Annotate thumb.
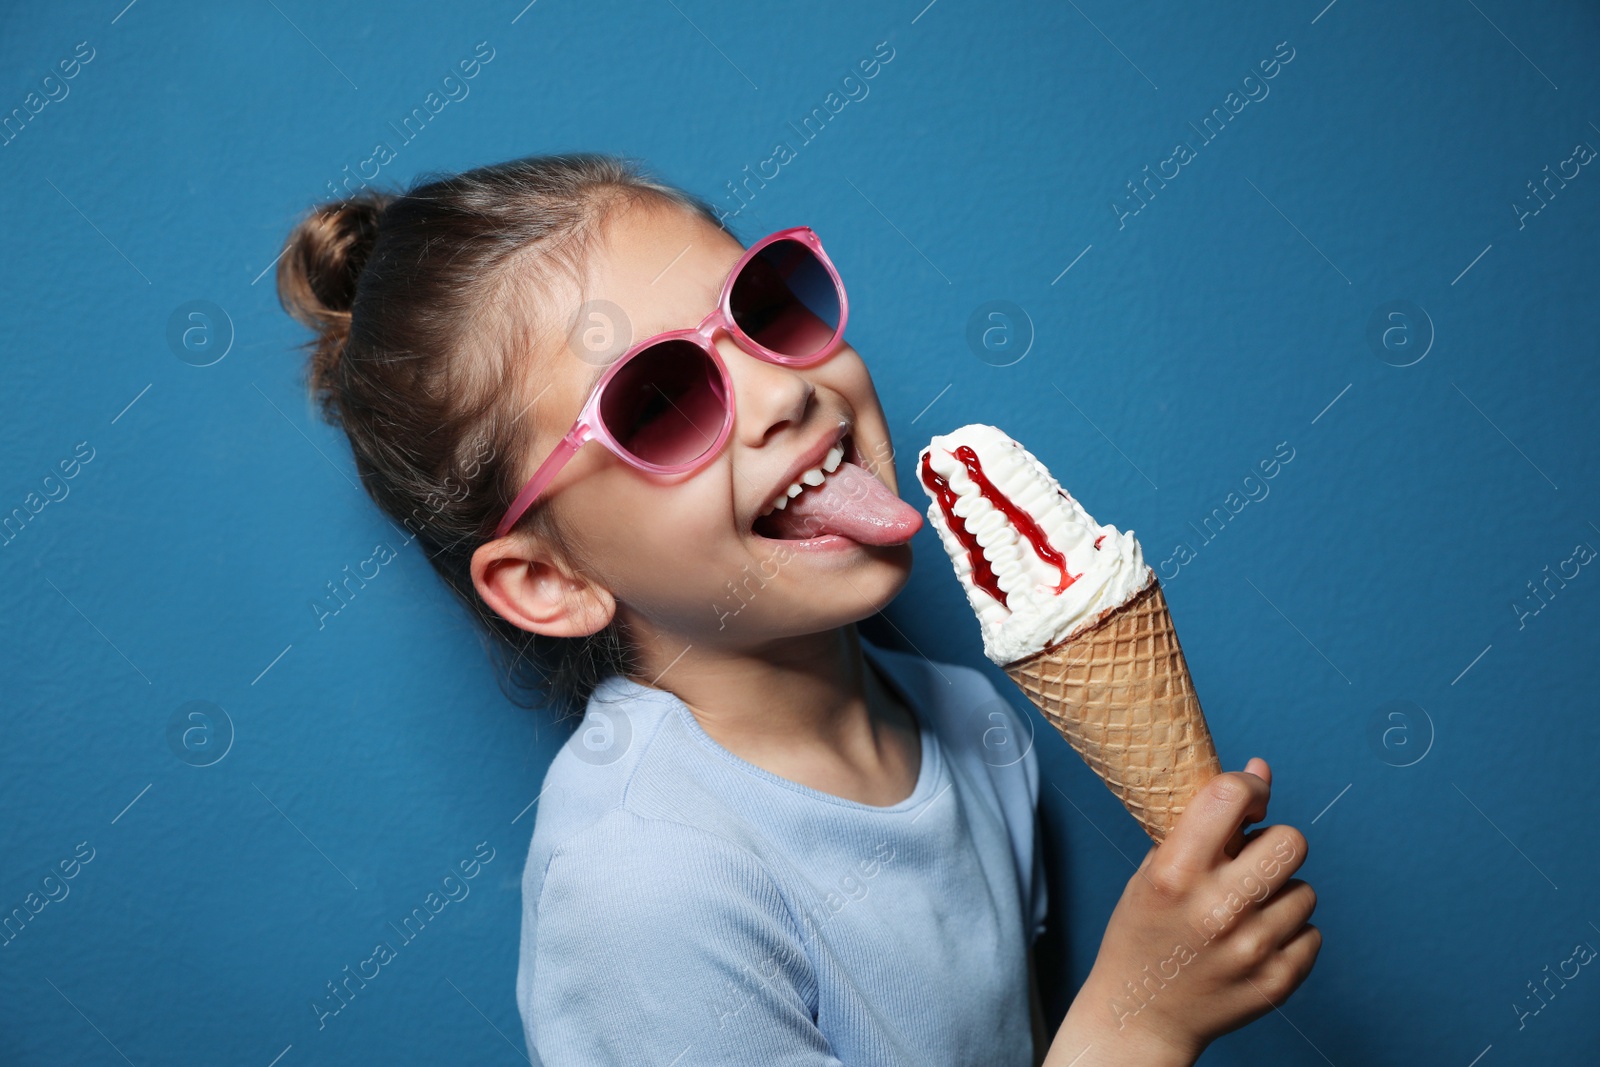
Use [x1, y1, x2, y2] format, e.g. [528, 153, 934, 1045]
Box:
[1243, 756, 1271, 787]
[1220, 758, 1271, 858]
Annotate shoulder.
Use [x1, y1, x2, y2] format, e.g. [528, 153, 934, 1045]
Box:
[523, 676, 678, 869]
[542, 807, 782, 911]
[517, 680, 700, 931]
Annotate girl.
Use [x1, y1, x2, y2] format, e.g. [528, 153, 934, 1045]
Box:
[276, 153, 1319, 1066]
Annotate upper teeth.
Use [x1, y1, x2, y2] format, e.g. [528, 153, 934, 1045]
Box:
[762, 444, 844, 515]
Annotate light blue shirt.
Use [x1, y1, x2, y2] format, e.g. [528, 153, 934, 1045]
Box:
[516, 636, 1048, 1066]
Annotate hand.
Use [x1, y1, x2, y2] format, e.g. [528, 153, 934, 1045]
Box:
[1046, 759, 1321, 1066]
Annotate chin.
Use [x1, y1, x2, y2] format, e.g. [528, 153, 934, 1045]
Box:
[724, 542, 915, 642]
[836, 540, 915, 616]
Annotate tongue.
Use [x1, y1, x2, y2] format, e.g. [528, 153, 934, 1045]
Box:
[761, 461, 925, 545]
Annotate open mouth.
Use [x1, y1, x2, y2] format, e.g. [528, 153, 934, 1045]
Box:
[748, 430, 925, 548]
[751, 430, 859, 540]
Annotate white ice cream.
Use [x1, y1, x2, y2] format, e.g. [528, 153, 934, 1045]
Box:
[917, 423, 1154, 666]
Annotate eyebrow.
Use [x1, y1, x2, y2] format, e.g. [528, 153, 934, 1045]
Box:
[574, 270, 726, 398]
[581, 310, 702, 396]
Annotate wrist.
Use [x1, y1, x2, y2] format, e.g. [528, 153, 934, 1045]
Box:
[1047, 971, 1202, 1067]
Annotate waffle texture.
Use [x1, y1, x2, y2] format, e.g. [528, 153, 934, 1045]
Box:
[1004, 575, 1220, 843]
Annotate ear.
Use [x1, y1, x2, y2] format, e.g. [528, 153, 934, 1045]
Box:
[470, 534, 615, 638]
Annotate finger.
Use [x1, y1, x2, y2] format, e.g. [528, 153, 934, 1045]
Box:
[1230, 824, 1309, 897]
[1161, 770, 1272, 872]
[1243, 757, 1271, 787]
[1280, 922, 1322, 964]
[1257, 923, 1321, 1006]
[1228, 825, 1267, 863]
[1239, 760, 1271, 831]
[1256, 879, 1317, 944]
[1275, 923, 1323, 981]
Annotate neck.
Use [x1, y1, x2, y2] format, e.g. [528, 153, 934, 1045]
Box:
[629, 622, 865, 734]
[616, 616, 914, 782]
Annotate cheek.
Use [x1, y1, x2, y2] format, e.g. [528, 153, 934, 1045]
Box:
[824, 349, 877, 400]
[566, 469, 741, 589]
[824, 355, 890, 442]
[823, 353, 898, 476]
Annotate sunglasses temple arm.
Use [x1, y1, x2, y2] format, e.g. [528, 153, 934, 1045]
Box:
[493, 429, 586, 539]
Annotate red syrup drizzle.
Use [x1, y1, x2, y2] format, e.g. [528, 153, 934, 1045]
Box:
[921, 452, 1006, 607]
[949, 445, 1079, 595]
[1094, 535, 1105, 550]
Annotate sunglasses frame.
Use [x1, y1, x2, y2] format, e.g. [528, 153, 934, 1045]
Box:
[493, 225, 849, 538]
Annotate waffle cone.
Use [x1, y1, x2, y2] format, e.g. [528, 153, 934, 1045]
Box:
[1004, 575, 1220, 843]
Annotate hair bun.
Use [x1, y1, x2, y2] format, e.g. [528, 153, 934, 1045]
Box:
[277, 191, 393, 323]
[277, 192, 394, 412]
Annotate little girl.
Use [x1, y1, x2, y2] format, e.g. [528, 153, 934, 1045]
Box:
[277, 153, 1319, 1066]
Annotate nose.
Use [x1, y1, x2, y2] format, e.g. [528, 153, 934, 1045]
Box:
[713, 328, 815, 448]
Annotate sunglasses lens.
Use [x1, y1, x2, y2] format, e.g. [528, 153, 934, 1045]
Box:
[729, 238, 841, 361]
[598, 339, 728, 467]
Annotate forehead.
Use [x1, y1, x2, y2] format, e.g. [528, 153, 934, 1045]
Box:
[583, 199, 745, 339]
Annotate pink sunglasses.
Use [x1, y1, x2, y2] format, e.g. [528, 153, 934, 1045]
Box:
[493, 226, 849, 538]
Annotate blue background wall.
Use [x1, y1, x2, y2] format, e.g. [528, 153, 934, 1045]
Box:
[3, 1, 1597, 1063]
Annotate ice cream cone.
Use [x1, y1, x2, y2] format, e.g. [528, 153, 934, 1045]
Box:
[1003, 573, 1221, 844]
[917, 423, 1227, 845]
